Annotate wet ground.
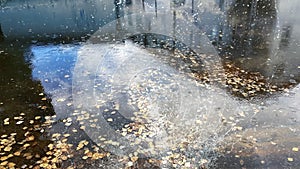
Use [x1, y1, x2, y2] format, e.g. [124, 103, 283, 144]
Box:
[0, 0, 300, 168]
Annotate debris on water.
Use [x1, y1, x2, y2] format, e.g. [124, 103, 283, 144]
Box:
[3, 118, 10, 125]
[57, 98, 66, 102]
[16, 120, 24, 125]
[34, 116, 41, 120]
[107, 118, 113, 122]
[127, 161, 134, 167]
[221, 61, 294, 98]
[292, 147, 299, 152]
[66, 103, 72, 106]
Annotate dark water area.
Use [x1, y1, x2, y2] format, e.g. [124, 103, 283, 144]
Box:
[0, 0, 300, 169]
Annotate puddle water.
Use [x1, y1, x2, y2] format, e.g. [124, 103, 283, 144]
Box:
[0, 0, 300, 168]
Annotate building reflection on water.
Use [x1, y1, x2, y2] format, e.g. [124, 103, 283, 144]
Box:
[209, 0, 299, 86]
[209, 0, 277, 54]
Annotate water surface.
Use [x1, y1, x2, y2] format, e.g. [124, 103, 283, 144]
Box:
[0, 0, 299, 168]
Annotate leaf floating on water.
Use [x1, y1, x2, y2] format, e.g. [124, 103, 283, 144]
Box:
[63, 134, 70, 137]
[1, 135, 7, 138]
[76, 140, 89, 150]
[82, 156, 88, 160]
[127, 161, 134, 167]
[234, 126, 243, 131]
[52, 133, 61, 138]
[16, 121, 24, 125]
[185, 162, 191, 167]
[61, 155, 68, 161]
[292, 147, 299, 152]
[14, 151, 21, 156]
[288, 157, 294, 162]
[62, 138, 68, 143]
[0, 156, 9, 161]
[131, 156, 138, 162]
[3, 118, 9, 125]
[57, 98, 66, 102]
[51, 157, 58, 163]
[23, 143, 30, 148]
[7, 162, 16, 168]
[40, 162, 50, 168]
[92, 153, 106, 160]
[46, 151, 53, 156]
[82, 140, 89, 145]
[14, 116, 23, 120]
[24, 153, 33, 160]
[0, 161, 8, 166]
[4, 146, 12, 152]
[35, 116, 41, 120]
[114, 103, 120, 110]
[26, 135, 35, 142]
[65, 122, 72, 127]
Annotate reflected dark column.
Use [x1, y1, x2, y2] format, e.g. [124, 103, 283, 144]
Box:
[114, 0, 123, 31]
[142, 0, 145, 11]
[155, 0, 157, 17]
[114, 0, 122, 19]
[219, 0, 225, 11]
[192, 0, 194, 13]
[172, 10, 177, 51]
[0, 24, 4, 42]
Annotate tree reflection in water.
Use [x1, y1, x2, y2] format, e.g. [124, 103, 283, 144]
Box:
[0, 23, 4, 42]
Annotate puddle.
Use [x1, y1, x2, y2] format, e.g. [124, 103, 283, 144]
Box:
[0, 0, 299, 168]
